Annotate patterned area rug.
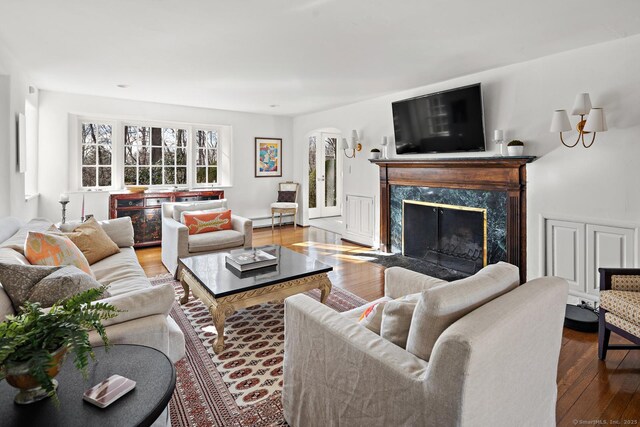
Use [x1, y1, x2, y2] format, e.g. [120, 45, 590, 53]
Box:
[151, 274, 366, 427]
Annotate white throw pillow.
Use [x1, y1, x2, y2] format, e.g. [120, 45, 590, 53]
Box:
[358, 300, 390, 335]
[380, 299, 417, 348]
[405, 262, 520, 361]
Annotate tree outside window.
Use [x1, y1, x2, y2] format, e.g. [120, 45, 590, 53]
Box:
[195, 129, 218, 184]
[81, 123, 112, 188]
[124, 125, 187, 186]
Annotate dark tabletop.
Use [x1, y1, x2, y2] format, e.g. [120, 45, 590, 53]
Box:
[179, 245, 333, 298]
[0, 345, 176, 427]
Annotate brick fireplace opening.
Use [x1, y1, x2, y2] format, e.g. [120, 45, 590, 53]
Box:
[403, 200, 487, 275]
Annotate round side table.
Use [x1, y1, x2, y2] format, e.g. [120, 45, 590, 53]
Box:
[0, 344, 176, 427]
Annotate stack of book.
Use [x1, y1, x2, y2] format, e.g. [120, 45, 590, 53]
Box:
[225, 248, 278, 272]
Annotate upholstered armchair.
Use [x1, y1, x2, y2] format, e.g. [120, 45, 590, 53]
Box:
[598, 268, 640, 360]
[283, 265, 568, 427]
[271, 181, 299, 229]
[161, 199, 252, 276]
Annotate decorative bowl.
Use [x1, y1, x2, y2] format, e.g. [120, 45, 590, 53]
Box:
[4, 346, 68, 404]
[126, 185, 148, 193]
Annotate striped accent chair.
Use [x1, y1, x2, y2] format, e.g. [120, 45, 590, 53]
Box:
[598, 268, 640, 360]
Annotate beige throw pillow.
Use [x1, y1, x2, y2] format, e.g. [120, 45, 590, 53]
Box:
[405, 262, 520, 361]
[380, 299, 417, 348]
[357, 298, 392, 335]
[65, 217, 120, 265]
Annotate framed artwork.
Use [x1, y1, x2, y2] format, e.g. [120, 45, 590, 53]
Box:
[255, 137, 282, 177]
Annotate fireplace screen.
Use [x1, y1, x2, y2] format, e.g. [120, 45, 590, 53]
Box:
[402, 200, 487, 275]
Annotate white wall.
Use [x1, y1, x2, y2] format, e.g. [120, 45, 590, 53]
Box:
[37, 91, 293, 223]
[0, 41, 39, 220]
[293, 35, 640, 280]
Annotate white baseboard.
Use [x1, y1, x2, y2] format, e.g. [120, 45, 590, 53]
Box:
[252, 215, 295, 229]
[342, 230, 375, 248]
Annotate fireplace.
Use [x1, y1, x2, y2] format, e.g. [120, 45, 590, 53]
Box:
[371, 157, 535, 283]
[403, 200, 487, 275]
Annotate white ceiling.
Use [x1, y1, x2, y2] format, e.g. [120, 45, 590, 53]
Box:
[1, 0, 639, 116]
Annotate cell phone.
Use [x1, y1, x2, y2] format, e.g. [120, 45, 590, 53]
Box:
[83, 374, 136, 408]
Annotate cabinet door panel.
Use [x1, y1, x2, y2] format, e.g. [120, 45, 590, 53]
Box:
[144, 208, 162, 243]
[586, 224, 635, 297]
[545, 219, 585, 294]
[118, 209, 145, 244]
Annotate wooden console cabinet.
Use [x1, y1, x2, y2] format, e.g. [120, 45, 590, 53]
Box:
[109, 190, 225, 247]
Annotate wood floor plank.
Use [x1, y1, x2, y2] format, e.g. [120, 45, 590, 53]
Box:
[135, 224, 640, 425]
[556, 344, 628, 424]
[599, 351, 640, 422]
[557, 329, 599, 399]
[621, 386, 640, 422]
[557, 339, 637, 426]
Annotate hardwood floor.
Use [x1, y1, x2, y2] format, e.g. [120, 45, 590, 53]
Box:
[136, 225, 640, 425]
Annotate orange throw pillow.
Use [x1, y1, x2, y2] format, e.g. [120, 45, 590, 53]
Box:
[24, 231, 94, 277]
[183, 210, 233, 235]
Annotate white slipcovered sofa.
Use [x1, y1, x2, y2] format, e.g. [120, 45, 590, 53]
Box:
[161, 199, 253, 276]
[283, 263, 568, 427]
[0, 216, 185, 364]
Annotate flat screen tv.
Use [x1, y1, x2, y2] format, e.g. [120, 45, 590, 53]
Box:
[393, 83, 485, 155]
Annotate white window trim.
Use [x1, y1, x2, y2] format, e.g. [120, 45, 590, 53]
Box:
[70, 115, 232, 191]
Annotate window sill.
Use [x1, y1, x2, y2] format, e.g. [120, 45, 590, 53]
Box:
[108, 185, 232, 194]
[190, 185, 232, 189]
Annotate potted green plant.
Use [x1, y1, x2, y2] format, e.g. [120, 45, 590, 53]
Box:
[0, 287, 118, 404]
[369, 148, 381, 160]
[507, 140, 524, 156]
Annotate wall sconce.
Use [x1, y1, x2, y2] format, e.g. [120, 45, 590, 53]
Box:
[550, 93, 607, 148]
[342, 130, 362, 158]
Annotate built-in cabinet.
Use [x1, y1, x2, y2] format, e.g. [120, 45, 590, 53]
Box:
[344, 194, 375, 246]
[543, 217, 637, 301]
[109, 190, 224, 247]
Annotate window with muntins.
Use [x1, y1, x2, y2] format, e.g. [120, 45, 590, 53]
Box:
[81, 122, 113, 188]
[77, 117, 229, 190]
[195, 129, 218, 185]
[124, 125, 188, 186]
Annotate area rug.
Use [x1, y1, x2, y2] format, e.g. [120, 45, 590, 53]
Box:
[151, 274, 366, 427]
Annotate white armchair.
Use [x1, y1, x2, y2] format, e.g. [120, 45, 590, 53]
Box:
[283, 265, 568, 427]
[161, 199, 253, 276]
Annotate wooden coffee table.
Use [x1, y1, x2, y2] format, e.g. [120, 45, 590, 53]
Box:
[178, 245, 333, 353]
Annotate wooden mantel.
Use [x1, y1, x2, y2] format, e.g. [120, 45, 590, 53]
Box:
[370, 156, 536, 282]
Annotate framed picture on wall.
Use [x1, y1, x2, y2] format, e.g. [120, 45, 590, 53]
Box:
[255, 137, 282, 177]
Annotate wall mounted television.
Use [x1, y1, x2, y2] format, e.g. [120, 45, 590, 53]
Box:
[392, 83, 486, 155]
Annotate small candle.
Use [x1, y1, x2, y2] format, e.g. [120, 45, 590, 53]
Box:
[59, 193, 69, 203]
[494, 130, 504, 141]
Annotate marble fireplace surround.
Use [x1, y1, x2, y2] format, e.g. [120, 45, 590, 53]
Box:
[370, 157, 536, 283]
